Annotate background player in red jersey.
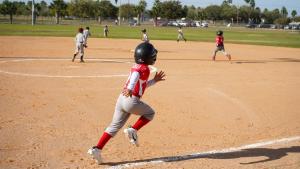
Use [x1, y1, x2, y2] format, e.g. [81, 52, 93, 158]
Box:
[87, 42, 166, 164]
[212, 30, 231, 61]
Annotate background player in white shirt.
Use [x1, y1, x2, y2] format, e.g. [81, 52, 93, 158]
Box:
[83, 26, 91, 48]
[177, 26, 187, 42]
[141, 29, 149, 42]
[87, 42, 166, 164]
[72, 28, 85, 62]
[104, 25, 109, 38]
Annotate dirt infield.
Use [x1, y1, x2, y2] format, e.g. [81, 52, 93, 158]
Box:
[0, 36, 299, 169]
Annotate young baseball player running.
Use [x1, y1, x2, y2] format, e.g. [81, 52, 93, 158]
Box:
[212, 30, 231, 61]
[72, 28, 85, 63]
[87, 42, 166, 164]
[83, 27, 91, 48]
[177, 26, 187, 42]
[141, 29, 149, 42]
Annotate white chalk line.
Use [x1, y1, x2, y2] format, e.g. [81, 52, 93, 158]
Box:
[106, 136, 300, 169]
[206, 87, 259, 123]
[0, 58, 157, 78]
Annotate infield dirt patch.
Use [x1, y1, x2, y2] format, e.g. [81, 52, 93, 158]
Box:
[0, 36, 299, 169]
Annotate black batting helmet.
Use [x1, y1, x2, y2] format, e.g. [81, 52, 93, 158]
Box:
[217, 30, 223, 36]
[134, 42, 158, 65]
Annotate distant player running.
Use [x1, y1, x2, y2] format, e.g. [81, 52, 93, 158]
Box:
[83, 27, 91, 48]
[141, 29, 149, 42]
[87, 42, 166, 164]
[212, 30, 231, 61]
[177, 26, 187, 42]
[72, 28, 85, 63]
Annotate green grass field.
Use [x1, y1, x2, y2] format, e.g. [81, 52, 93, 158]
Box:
[1, 24, 300, 48]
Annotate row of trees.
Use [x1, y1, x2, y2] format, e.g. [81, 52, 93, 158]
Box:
[0, 0, 299, 25]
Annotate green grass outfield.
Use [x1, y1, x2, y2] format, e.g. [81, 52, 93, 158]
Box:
[1, 24, 300, 48]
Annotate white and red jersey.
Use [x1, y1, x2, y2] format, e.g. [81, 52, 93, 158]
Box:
[124, 64, 151, 97]
[216, 35, 224, 46]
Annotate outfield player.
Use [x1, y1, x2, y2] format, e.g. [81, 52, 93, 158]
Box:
[177, 26, 187, 42]
[72, 28, 85, 62]
[104, 25, 109, 38]
[141, 29, 149, 42]
[83, 26, 91, 48]
[212, 30, 231, 61]
[87, 42, 166, 164]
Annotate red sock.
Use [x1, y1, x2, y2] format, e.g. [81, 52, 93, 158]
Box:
[132, 116, 150, 131]
[96, 132, 112, 150]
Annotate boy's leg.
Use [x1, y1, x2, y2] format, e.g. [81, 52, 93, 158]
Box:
[72, 53, 77, 62]
[227, 53, 231, 61]
[80, 45, 85, 62]
[88, 132, 112, 164]
[124, 97, 155, 130]
[95, 132, 112, 149]
[105, 95, 131, 137]
[212, 48, 218, 61]
[222, 49, 231, 61]
[182, 35, 187, 42]
[73, 46, 79, 62]
[132, 116, 150, 131]
[88, 95, 130, 163]
[122, 96, 155, 145]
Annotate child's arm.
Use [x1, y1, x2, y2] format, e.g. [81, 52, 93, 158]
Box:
[122, 71, 140, 97]
[147, 71, 165, 87]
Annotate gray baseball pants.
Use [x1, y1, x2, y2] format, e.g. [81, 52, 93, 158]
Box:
[105, 94, 155, 137]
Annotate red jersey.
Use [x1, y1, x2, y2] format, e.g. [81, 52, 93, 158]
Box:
[216, 35, 224, 46]
[124, 64, 150, 97]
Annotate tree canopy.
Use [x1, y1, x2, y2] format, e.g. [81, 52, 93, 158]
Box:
[0, 0, 298, 25]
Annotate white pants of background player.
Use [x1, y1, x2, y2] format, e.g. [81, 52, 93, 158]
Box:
[74, 43, 84, 58]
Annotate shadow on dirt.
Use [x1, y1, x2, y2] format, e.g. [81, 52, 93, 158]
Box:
[103, 146, 300, 166]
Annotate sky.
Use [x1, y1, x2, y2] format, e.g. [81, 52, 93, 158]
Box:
[2, 0, 300, 14]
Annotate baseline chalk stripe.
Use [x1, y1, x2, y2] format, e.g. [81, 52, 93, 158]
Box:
[107, 136, 300, 169]
[206, 87, 259, 123]
[0, 58, 157, 78]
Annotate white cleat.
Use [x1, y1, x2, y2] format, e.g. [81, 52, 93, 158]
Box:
[124, 127, 139, 146]
[87, 147, 102, 164]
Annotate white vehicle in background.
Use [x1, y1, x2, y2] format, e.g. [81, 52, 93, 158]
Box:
[193, 21, 208, 28]
[289, 22, 300, 30]
[177, 20, 188, 27]
[201, 22, 208, 27]
[167, 20, 178, 27]
[193, 21, 201, 27]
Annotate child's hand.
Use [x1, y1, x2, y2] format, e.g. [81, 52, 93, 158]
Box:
[153, 71, 166, 82]
[122, 89, 133, 97]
